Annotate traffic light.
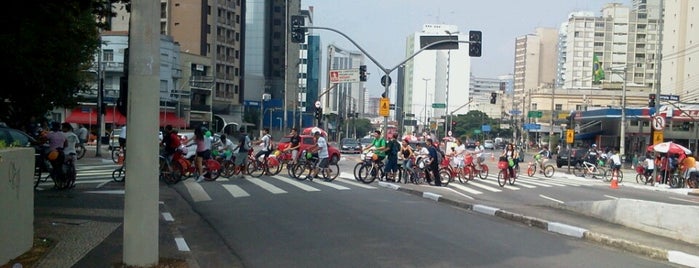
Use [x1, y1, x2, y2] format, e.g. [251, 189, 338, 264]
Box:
[469, 30, 482, 57]
[648, 93, 656, 107]
[359, 65, 367, 82]
[451, 121, 456, 126]
[566, 112, 576, 129]
[314, 107, 322, 120]
[489, 92, 497, 104]
[290, 15, 306, 43]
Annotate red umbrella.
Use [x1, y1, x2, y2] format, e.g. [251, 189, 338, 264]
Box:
[647, 141, 692, 155]
[302, 127, 327, 137]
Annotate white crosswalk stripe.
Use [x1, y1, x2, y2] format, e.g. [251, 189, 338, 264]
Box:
[222, 184, 250, 198]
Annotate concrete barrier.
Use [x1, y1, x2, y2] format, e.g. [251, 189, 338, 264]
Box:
[565, 198, 699, 245]
[0, 148, 34, 264]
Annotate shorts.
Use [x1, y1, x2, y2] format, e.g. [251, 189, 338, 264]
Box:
[385, 157, 398, 173]
[291, 150, 299, 162]
[234, 152, 247, 166]
[196, 150, 211, 160]
[316, 157, 329, 169]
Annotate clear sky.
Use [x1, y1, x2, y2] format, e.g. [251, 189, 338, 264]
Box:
[301, 0, 627, 96]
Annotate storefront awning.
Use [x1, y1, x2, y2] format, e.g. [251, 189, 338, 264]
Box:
[65, 108, 126, 125]
[160, 111, 188, 128]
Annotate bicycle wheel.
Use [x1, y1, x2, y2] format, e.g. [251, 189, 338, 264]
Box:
[112, 148, 121, 163]
[222, 161, 235, 178]
[76, 144, 86, 160]
[322, 163, 340, 181]
[527, 165, 536, 177]
[438, 168, 451, 186]
[617, 169, 624, 183]
[456, 167, 467, 184]
[204, 159, 221, 181]
[353, 162, 364, 181]
[65, 163, 76, 189]
[248, 160, 265, 178]
[267, 157, 283, 175]
[599, 168, 609, 181]
[358, 164, 377, 184]
[543, 165, 555, 178]
[478, 165, 489, 180]
[112, 166, 125, 182]
[291, 163, 309, 180]
[411, 167, 424, 184]
[669, 175, 681, 188]
[573, 164, 585, 177]
[497, 170, 507, 187]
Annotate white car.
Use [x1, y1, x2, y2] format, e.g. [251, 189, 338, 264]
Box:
[483, 140, 495, 150]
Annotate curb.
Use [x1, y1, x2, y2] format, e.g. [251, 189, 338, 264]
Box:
[381, 183, 699, 268]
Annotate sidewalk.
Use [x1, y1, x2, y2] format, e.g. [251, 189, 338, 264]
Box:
[4, 145, 242, 268]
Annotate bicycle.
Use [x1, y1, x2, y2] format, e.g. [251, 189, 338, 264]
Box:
[291, 150, 339, 181]
[35, 150, 76, 190]
[603, 164, 624, 183]
[497, 158, 517, 187]
[111, 146, 124, 164]
[158, 146, 188, 184]
[438, 155, 472, 185]
[357, 153, 387, 184]
[354, 149, 376, 181]
[573, 160, 607, 181]
[247, 153, 281, 178]
[526, 159, 555, 178]
[76, 142, 86, 160]
[634, 166, 654, 186]
[465, 154, 489, 180]
[112, 161, 126, 182]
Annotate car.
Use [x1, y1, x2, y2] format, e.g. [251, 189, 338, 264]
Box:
[276, 135, 342, 163]
[483, 140, 495, 150]
[556, 147, 587, 168]
[464, 140, 477, 149]
[340, 138, 362, 154]
[0, 125, 38, 148]
[359, 137, 374, 148]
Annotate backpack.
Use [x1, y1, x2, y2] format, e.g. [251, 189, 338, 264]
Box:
[240, 133, 251, 151]
[389, 140, 399, 155]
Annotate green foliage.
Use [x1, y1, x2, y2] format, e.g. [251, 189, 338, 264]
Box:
[0, 0, 130, 128]
[354, 118, 373, 138]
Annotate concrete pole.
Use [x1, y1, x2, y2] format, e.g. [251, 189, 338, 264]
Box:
[123, 1, 160, 266]
[620, 68, 627, 161]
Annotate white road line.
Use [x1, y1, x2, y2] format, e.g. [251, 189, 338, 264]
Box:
[222, 184, 250, 197]
[517, 177, 566, 187]
[335, 176, 378, 189]
[448, 183, 483, 195]
[603, 194, 619, 200]
[247, 178, 287, 194]
[506, 179, 537, 188]
[217, 177, 230, 182]
[539, 194, 565, 204]
[340, 171, 356, 180]
[314, 180, 351, 190]
[508, 178, 553, 187]
[669, 197, 699, 204]
[443, 187, 475, 200]
[83, 190, 125, 194]
[271, 175, 321, 191]
[184, 180, 212, 202]
[466, 180, 502, 192]
[161, 212, 174, 222]
[479, 179, 520, 190]
[174, 237, 191, 251]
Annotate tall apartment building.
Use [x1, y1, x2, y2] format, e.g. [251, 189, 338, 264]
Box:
[512, 27, 559, 117]
[403, 24, 471, 132]
[661, 0, 699, 103]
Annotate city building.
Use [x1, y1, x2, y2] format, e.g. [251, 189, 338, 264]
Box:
[403, 24, 471, 133]
[660, 0, 699, 103]
[323, 44, 366, 139]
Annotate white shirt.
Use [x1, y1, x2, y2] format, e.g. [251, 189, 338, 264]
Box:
[418, 147, 429, 157]
[62, 131, 79, 156]
[454, 144, 466, 160]
[261, 134, 271, 152]
[610, 153, 621, 165]
[317, 136, 329, 158]
[644, 158, 655, 170]
[218, 139, 235, 152]
[473, 145, 484, 157]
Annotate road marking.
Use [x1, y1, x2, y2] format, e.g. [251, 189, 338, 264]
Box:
[518, 177, 566, 187]
[83, 190, 125, 194]
[183, 180, 212, 202]
[222, 184, 250, 197]
[174, 237, 191, 251]
[466, 180, 502, 192]
[161, 212, 174, 222]
[446, 184, 480, 196]
[271, 176, 321, 191]
[505, 179, 536, 188]
[335, 176, 377, 189]
[313, 179, 351, 190]
[539, 194, 564, 204]
[668, 196, 699, 204]
[247, 178, 287, 194]
[508, 178, 552, 187]
[479, 179, 520, 190]
[603, 194, 619, 200]
[340, 171, 356, 180]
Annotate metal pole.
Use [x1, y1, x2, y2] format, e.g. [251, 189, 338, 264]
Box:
[96, 41, 103, 157]
[620, 68, 627, 162]
[445, 48, 451, 139]
[550, 85, 555, 147]
[283, 0, 288, 132]
[423, 78, 430, 133]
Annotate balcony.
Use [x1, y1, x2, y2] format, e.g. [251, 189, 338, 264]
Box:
[102, 62, 124, 72]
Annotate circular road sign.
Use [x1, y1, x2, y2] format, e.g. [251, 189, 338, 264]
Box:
[381, 75, 392, 87]
[315, 101, 321, 108]
[652, 115, 665, 131]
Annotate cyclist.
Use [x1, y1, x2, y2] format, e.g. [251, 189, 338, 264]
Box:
[283, 127, 301, 164]
[450, 139, 467, 169]
[472, 140, 486, 170]
[161, 125, 181, 162]
[235, 126, 251, 178]
[61, 123, 79, 174]
[642, 154, 655, 179]
[414, 142, 430, 169]
[535, 146, 551, 170]
[253, 128, 273, 162]
[399, 139, 415, 170]
[585, 144, 600, 166]
[118, 125, 127, 151]
[501, 143, 517, 178]
[680, 153, 697, 182]
[383, 134, 400, 181]
[306, 130, 331, 181]
[75, 123, 88, 146]
[609, 148, 622, 177]
[363, 130, 387, 162]
[191, 126, 212, 182]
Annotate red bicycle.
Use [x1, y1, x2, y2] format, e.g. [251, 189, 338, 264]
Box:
[465, 154, 489, 180]
[438, 155, 474, 184]
[497, 157, 517, 187]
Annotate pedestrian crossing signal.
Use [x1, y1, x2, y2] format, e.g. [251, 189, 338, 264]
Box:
[379, 98, 390, 117]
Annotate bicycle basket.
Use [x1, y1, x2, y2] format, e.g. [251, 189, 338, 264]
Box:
[497, 160, 509, 170]
[464, 155, 473, 165]
[364, 152, 375, 161]
[635, 165, 645, 174]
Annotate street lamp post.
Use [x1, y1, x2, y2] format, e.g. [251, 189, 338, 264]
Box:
[444, 30, 459, 139]
[610, 67, 628, 161]
[422, 78, 430, 133]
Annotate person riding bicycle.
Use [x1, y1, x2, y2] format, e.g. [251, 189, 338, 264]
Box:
[680, 154, 697, 182]
[234, 126, 251, 178]
[363, 130, 387, 164]
[449, 139, 467, 169]
[642, 154, 655, 178]
[399, 139, 415, 170]
[283, 127, 301, 164]
[501, 143, 517, 178]
[306, 130, 331, 181]
[253, 128, 273, 162]
[215, 134, 236, 161]
[585, 144, 600, 166]
[75, 123, 88, 146]
[472, 141, 486, 169]
[61, 123, 79, 175]
[609, 148, 622, 176]
[414, 142, 430, 169]
[535, 146, 551, 170]
[161, 125, 182, 162]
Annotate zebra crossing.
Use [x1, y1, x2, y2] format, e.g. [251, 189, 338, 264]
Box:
[55, 162, 606, 200]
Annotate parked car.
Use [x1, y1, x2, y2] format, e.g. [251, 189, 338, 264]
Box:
[483, 140, 495, 150]
[276, 135, 342, 163]
[340, 138, 362, 154]
[359, 137, 374, 148]
[0, 125, 38, 148]
[464, 140, 477, 149]
[556, 147, 587, 168]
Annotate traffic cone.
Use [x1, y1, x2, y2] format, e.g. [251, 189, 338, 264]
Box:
[490, 153, 495, 162]
[610, 170, 619, 189]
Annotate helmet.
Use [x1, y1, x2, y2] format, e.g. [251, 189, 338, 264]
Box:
[47, 150, 59, 161]
[592, 144, 597, 148]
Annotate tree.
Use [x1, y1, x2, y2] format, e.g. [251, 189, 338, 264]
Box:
[0, 0, 129, 129]
[354, 118, 373, 138]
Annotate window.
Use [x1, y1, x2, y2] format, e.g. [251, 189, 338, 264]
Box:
[103, 49, 114, 62]
[555, 104, 562, 111]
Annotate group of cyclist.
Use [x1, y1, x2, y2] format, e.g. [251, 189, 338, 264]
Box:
[34, 121, 81, 188]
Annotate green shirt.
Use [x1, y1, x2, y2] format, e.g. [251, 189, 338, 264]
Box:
[372, 138, 386, 157]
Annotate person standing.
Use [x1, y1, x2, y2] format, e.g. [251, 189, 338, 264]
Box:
[191, 126, 211, 182]
[383, 134, 399, 181]
[307, 130, 331, 181]
[425, 139, 442, 186]
[284, 127, 301, 164]
[235, 126, 251, 178]
[118, 125, 127, 150]
[75, 124, 88, 145]
[161, 125, 181, 162]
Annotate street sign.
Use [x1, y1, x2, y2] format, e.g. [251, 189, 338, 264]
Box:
[473, 129, 482, 134]
[381, 75, 392, 87]
[528, 111, 543, 118]
[659, 94, 680, 101]
[510, 110, 521, 115]
[653, 131, 664, 145]
[405, 113, 415, 117]
[329, 69, 360, 83]
[523, 123, 541, 130]
[379, 98, 390, 117]
[652, 115, 665, 130]
[566, 129, 574, 144]
[481, 125, 491, 132]
[432, 103, 446, 109]
[403, 119, 418, 126]
[389, 104, 396, 110]
[314, 101, 321, 108]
